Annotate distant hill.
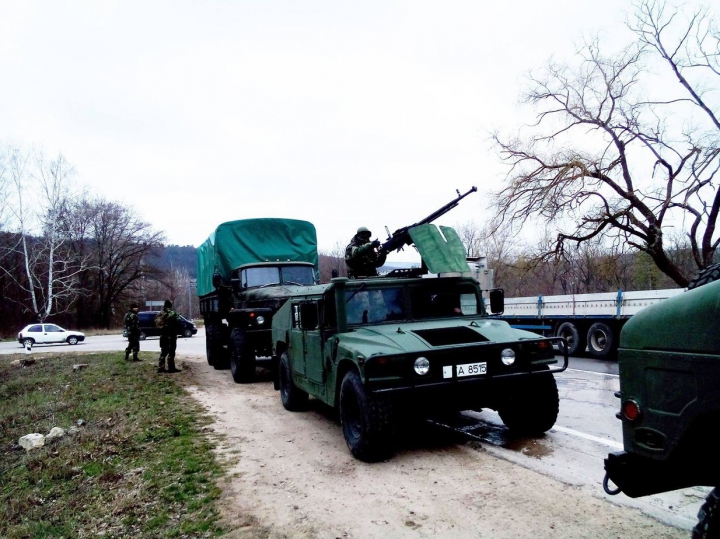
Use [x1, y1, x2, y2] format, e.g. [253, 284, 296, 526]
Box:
[157, 245, 197, 278]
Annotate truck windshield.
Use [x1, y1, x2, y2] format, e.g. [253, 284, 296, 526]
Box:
[345, 283, 481, 325]
[242, 265, 315, 288]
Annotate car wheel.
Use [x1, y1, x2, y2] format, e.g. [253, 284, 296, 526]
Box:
[586, 322, 615, 358]
[229, 327, 255, 381]
[22, 338, 34, 348]
[279, 352, 308, 410]
[556, 322, 585, 355]
[688, 263, 720, 290]
[339, 370, 395, 462]
[139, 332, 146, 341]
[498, 370, 559, 435]
[693, 488, 720, 539]
[67, 336, 79, 345]
[182, 328, 193, 338]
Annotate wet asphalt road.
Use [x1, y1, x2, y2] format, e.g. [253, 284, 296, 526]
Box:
[0, 331, 703, 530]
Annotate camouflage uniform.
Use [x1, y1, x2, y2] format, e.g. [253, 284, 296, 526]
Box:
[157, 300, 180, 373]
[124, 306, 141, 361]
[345, 228, 387, 279]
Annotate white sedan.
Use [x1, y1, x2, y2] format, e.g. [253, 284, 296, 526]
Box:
[17, 324, 86, 347]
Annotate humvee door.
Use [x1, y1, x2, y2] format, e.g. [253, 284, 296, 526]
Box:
[408, 224, 470, 274]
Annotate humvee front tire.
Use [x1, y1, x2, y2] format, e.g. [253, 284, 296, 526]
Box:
[230, 328, 255, 383]
[279, 353, 308, 411]
[339, 370, 395, 462]
[498, 372, 559, 435]
[694, 488, 720, 539]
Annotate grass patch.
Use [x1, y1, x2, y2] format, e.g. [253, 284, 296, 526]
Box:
[0, 353, 226, 538]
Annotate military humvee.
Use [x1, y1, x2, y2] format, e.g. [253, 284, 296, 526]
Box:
[271, 224, 568, 461]
[197, 219, 319, 383]
[604, 264, 720, 538]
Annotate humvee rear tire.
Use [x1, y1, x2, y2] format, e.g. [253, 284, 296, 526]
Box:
[556, 322, 585, 355]
[230, 328, 255, 383]
[498, 371, 559, 435]
[587, 322, 615, 358]
[279, 352, 308, 411]
[339, 370, 395, 462]
[693, 488, 720, 539]
[688, 263, 720, 290]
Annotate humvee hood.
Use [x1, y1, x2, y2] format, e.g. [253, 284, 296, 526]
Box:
[339, 318, 540, 356]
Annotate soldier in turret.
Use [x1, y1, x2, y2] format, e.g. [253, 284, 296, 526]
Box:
[345, 227, 387, 279]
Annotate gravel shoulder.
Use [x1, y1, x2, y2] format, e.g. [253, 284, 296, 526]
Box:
[179, 354, 687, 539]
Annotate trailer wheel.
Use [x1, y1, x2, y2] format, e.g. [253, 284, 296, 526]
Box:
[498, 371, 559, 435]
[339, 370, 395, 462]
[693, 488, 720, 539]
[230, 327, 255, 383]
[556, 322, 585, 355]
[688, 263, 720, 290]
[587, 322, 615, 358]
[279, 352, 308, 410]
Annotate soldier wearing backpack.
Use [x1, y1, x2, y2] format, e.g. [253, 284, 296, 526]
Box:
[156, 299, 180, 373]
[124, 303, 141, 361]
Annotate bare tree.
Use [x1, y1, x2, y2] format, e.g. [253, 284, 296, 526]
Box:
[0, 147, 89, 321]
[319, 241, 348, 282]
[85, 199, 165, 327]
[492, 0, 719, 287]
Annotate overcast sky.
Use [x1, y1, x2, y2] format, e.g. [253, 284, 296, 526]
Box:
[1, 0, 631, 262]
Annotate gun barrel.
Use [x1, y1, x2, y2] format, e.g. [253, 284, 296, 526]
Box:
[413, 186, 477, 227]
[379, 186, 477, 254]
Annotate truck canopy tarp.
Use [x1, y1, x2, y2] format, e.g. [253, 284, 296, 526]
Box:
[197, 218, 318, 297]
[620, 279, 720, 354]
[408, 224, 471, 274]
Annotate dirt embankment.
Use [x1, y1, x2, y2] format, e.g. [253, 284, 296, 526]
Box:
[180, 355, 687, 539]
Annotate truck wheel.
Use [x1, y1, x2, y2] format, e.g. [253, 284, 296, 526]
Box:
[229, 328, 255, 383]
[279, 352, 308, 411]
[498, 371, 559, 435]
[205, 322, 228, 367]
[556, 322, 585, 355]
[688, 263, 720, 290]
[586, 322, 615, 358]
[693, 488, 720, 539]
[339, 370, 395, 462]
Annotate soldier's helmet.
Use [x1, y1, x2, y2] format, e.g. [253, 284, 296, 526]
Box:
[357, 226, 372, 237]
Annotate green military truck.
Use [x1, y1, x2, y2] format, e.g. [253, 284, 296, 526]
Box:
[270, 224, 568, 461]
[197, 218, 319, 383]
[603, 265, 720, 538]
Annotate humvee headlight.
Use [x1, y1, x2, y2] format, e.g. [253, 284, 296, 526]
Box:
[622, 399, 641, 422]
[414, 357, 430, 375]
[501, 348, 516, 365]
[256, 316, 265, 325]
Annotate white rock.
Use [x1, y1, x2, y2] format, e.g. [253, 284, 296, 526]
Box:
[19, 433, 45, 450]
[46, 427, 66, 441]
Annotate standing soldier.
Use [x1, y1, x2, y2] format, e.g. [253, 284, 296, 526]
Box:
[124, 303, 141, 361]
[345, 227, 387, 279]
[157, 299, 180, 373]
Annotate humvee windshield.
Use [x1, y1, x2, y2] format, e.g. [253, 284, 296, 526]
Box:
[241, 265, 316, 288]
[345, 283, 480, 325]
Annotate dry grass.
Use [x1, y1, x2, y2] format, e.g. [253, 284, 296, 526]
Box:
[0, 352, 226, 538]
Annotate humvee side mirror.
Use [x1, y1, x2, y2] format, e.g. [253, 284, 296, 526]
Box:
[299, 302, 318, 330]
[489, 289, 504, 315]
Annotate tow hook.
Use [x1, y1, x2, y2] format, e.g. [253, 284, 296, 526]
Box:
[603, 472, 621, 495]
